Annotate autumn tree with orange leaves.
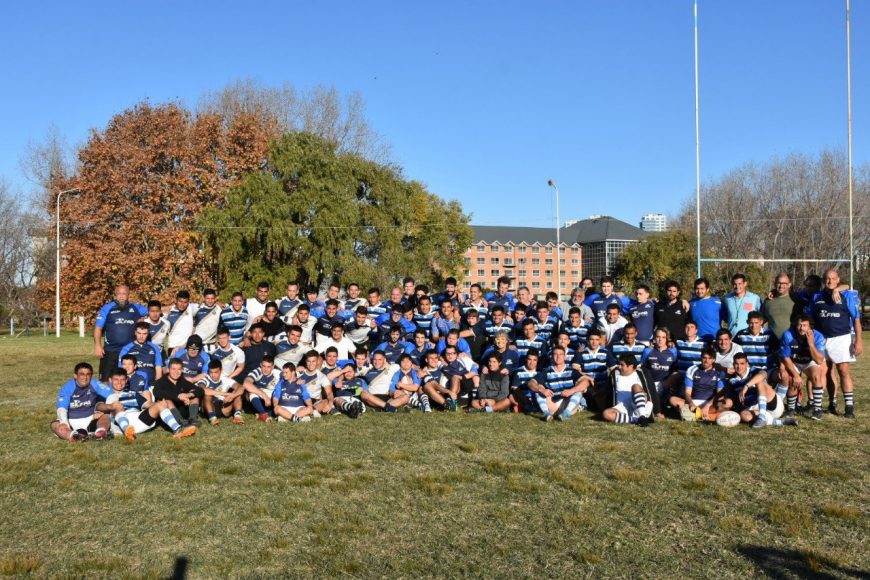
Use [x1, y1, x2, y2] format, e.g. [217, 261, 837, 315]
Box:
[39, 101, 277, 321]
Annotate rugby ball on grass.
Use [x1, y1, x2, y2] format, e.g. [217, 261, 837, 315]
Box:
[715, 410, 741, 428]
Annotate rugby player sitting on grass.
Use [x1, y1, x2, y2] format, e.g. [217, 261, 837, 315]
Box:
[601, 353, 658, 427]
[387, 353, 431, 412]
[108, 368, 194, 441]
[329, 364, 367, 418]
[297, 350, 337, 416]
[198, 360, 245, 425]
[152, 358, 204, 432]
[670, 347, 724, 422]
[468, 352, 512, 413]
[52, 362, 117, 442]
[721, 353, 797, 428]
[243, 354, 282, 422]
[272, 362, 315, 423]
[527, 345, 592, 422]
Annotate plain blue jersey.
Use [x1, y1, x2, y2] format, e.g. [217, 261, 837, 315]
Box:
[689, 296, 723, 342]
[95, 301, 148, 352]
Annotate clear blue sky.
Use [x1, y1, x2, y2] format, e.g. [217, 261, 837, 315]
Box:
[2, 0, 867, 228]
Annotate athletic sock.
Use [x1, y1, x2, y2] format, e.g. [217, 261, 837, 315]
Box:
[384, 404, 396, 412]
[207, 412, 217, 420]
[633, 391, 647, 418]
[160, 408, 181, 431]
[775, 384, 788, 398]
[233, 410, 242, 417]
[812, 387, 824, 411]
[115, 413, 130, 431]
[615, 412, 630, 424]
[484, 405, 493, 413]
[758, 395, 768, 418]
[844, 392, 854, 408]
[250, 397, 267, 414]
[787, 395, 798, 411]
[340, 399, 353, 412]
[830, 396, 838, 407]
[188, 404, 200, 421]
[170, 407, 186, 428]
[420, 393, 431, 412]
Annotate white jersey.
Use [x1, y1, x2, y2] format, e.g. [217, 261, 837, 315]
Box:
[245, 298, 269, 330]
[715, 344, 744, 372]
[596, 316, 627, 346]
[205, 343, 246, 377]
[365, 363, 399, 396]
[193, 304, 223, 344]
[315, 336, 356, 360]
[297, 318, 317, 349]
[148, 317, 171, 351]
[167, 304, 197, 350]
[197, 374, 238, 395]
[298, 370, 333, 401]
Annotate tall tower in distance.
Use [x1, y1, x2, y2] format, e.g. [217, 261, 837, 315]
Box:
[639, 213, 667, 232]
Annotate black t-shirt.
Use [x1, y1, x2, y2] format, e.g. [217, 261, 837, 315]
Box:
[654, 300, 689, 342]
[242, 340, 278, 376]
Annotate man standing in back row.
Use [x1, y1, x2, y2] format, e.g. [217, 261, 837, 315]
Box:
[810, 270, 862, 418]
[94, 285, 148, 382]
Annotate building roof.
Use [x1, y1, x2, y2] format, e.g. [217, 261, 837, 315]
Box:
[472, 216, 645, 245]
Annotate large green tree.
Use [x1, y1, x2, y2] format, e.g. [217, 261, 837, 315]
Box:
[198, 132, 472, 295]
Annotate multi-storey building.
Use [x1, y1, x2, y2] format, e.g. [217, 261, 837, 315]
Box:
[463, 216, 644, 297]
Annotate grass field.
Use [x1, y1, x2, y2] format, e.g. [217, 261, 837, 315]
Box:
[1, 334, 868, 578]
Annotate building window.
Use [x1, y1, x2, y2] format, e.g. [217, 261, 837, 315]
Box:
[491, 257, 500, 264]
[545, 258, 553, 265]
[545, 247, 553, 254]
[476, 245, 485, 252]
[532, 281, 540, 289]
[464, 270, 470, 276]
[505, 258, 513, 266]
[518, 246, 526, 253]
[560, 282, 566, 288]
[491, 269, 500, 276]
[477, 269, 485, 276]
[532, 258, 540, 265]
[519, 258, 527, 265]
[531, 247, 540, 254]
[532, 270, 540, 277]
[491, 246, 499, 253]
[477, 257, 485, 264]
[572, 270, 579, 277]
[464, 281, 471, 288]
[545, 270, 553, 277]
[546, 281, 553, 288]
[572, 247, 579, 254]
[559, 270, 566, 277]
[464, 257, 471, 265]
[518, 269, 527, 277]
[559, 259, 565, 265]
[572, 259, 579, 265]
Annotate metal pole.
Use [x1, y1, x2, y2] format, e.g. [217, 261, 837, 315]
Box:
[55, 188, 80, 338]
[846, 0, 854, 288]
[548, 180, 561, 298]
[694, 0, 702, 278]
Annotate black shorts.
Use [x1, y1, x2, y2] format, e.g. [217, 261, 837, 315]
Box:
[138, 409, 157, 427]
[99, 351, 121, 382]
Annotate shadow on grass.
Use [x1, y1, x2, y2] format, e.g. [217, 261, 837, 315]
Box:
[737, 545, 870, 579]
[167, 557, 188, 580]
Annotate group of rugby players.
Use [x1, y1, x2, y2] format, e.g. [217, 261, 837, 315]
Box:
[51, 268, 862, 442]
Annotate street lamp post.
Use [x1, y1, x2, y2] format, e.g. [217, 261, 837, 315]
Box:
[547, 180, 561, 299]
[55, 188, 80, 337]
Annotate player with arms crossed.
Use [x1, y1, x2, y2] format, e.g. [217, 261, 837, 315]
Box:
[198, 360, 246, 425]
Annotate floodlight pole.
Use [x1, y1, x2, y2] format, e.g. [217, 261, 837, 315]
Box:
[694, 0, 702, 278]
[548, 179, 561, 298]
[55, 188, 80, 338]
[846, 0, 854, 288]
